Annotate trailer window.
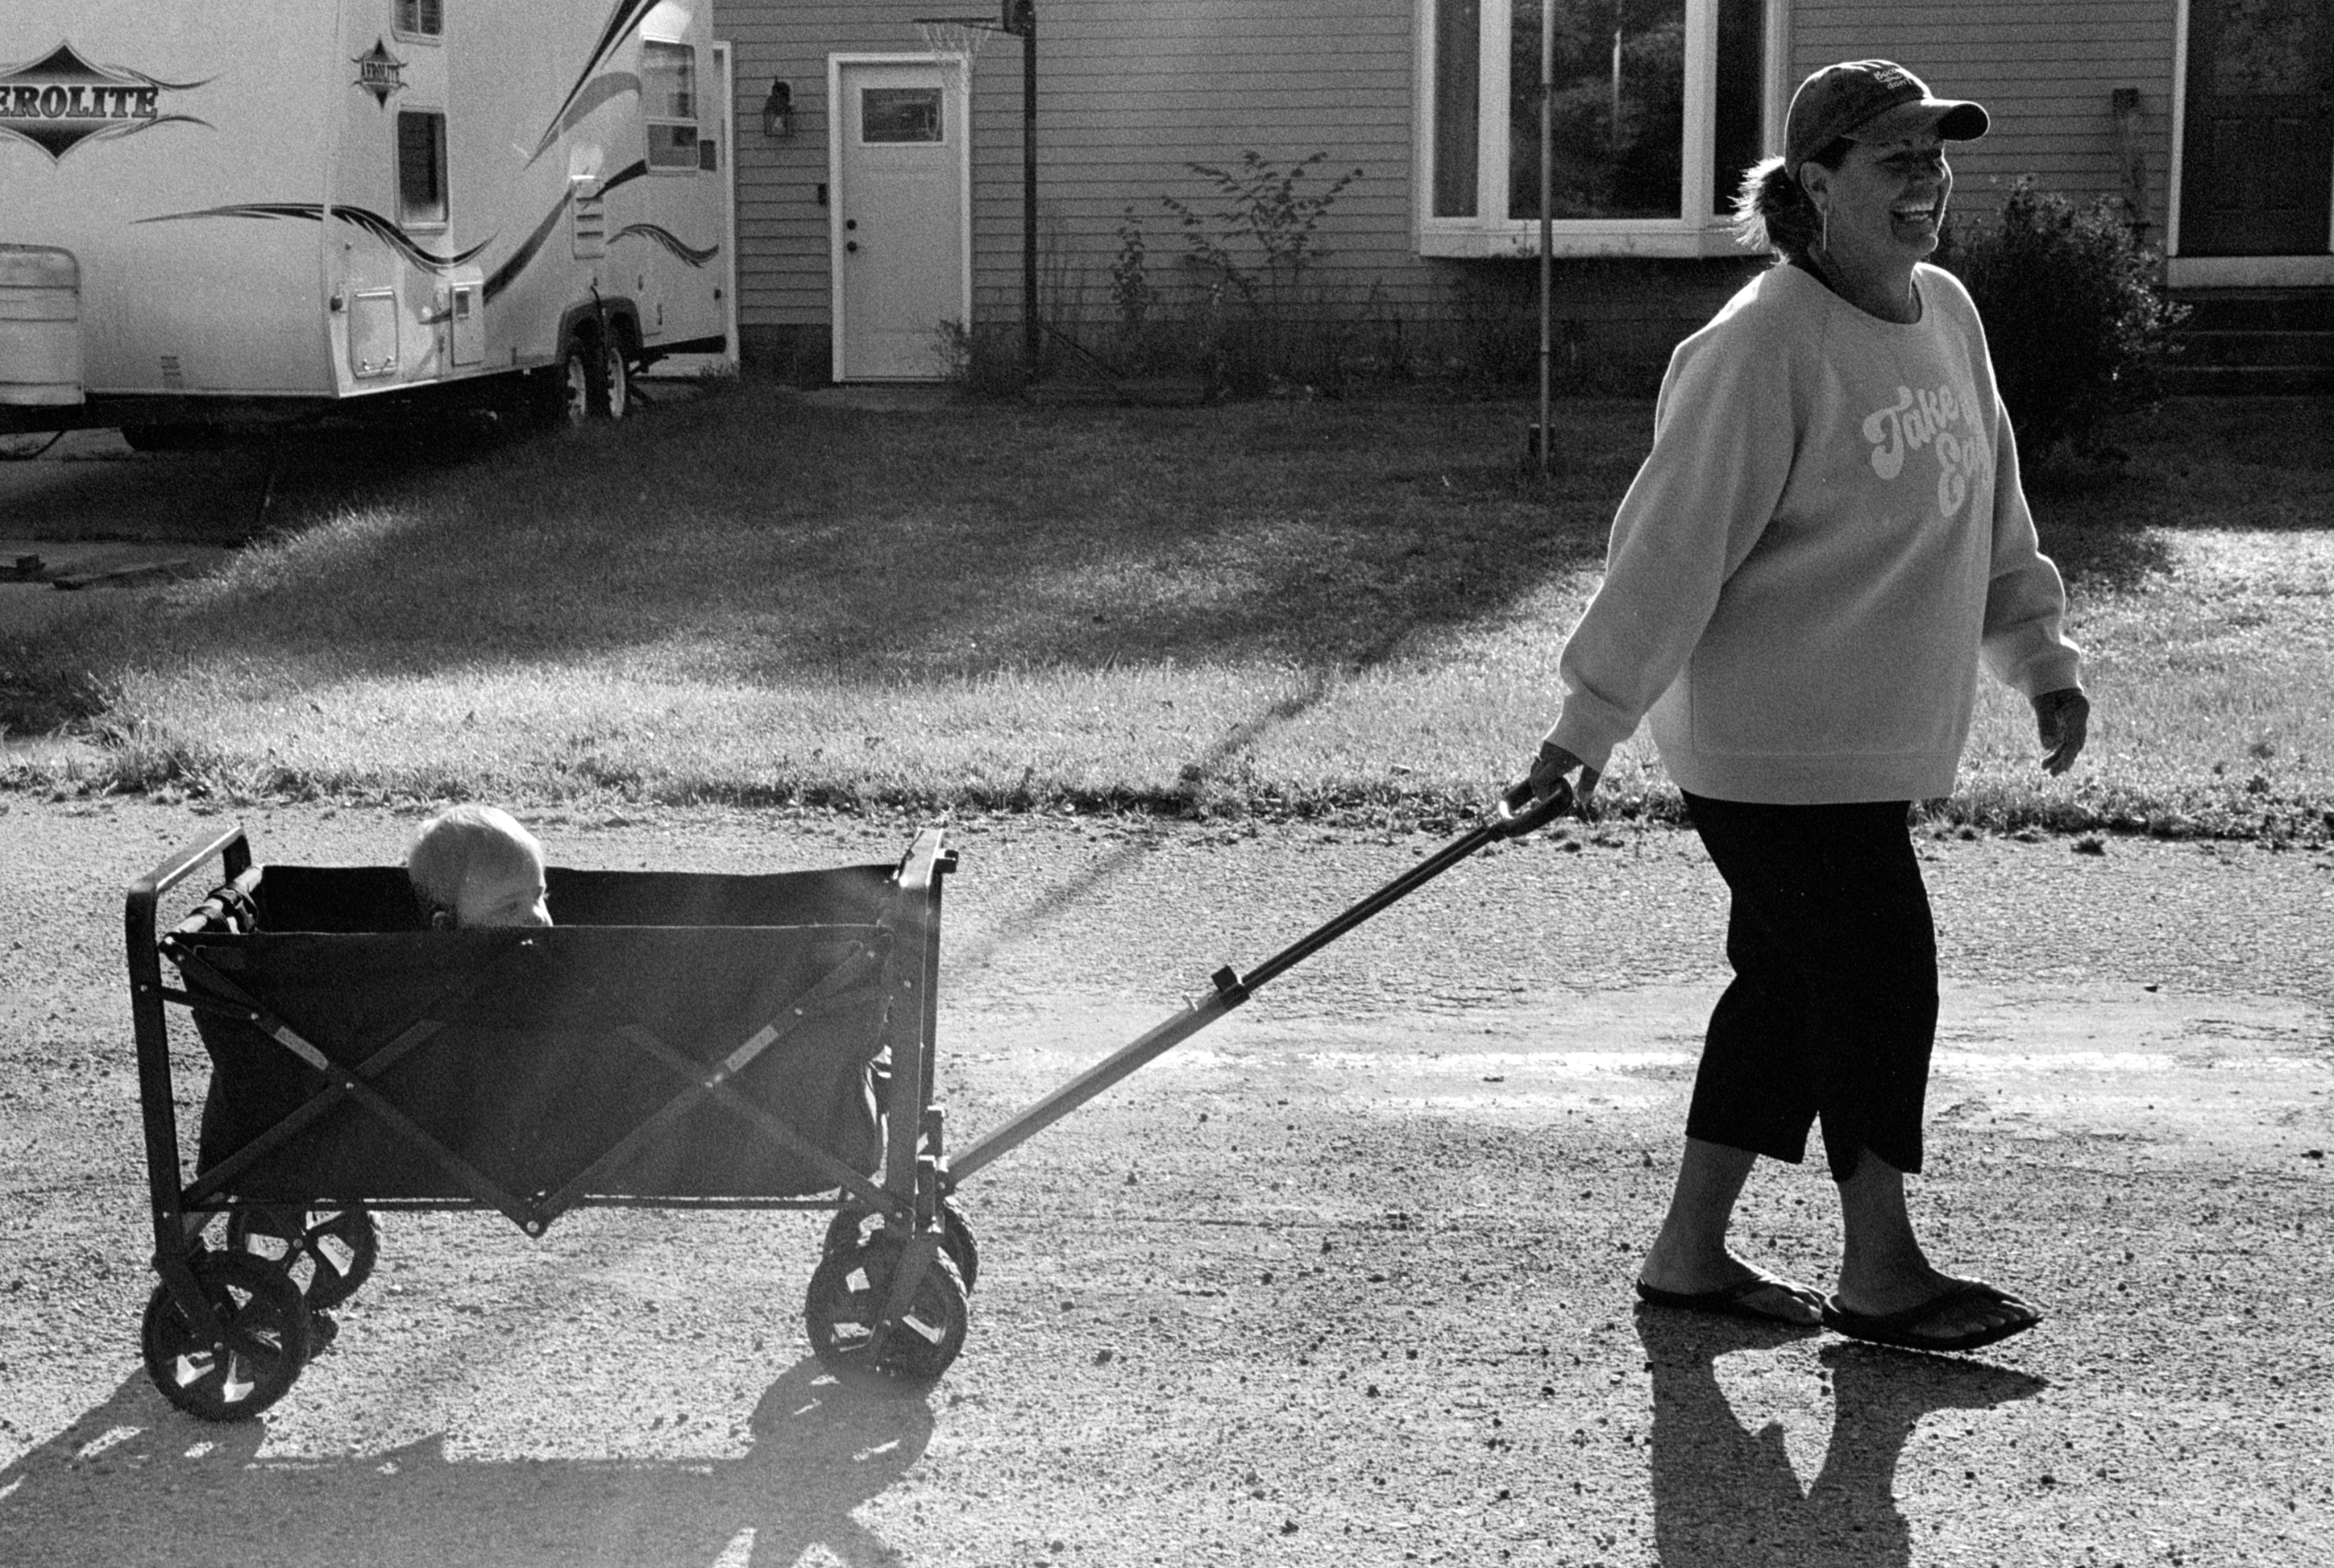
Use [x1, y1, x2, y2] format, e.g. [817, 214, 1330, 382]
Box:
[396, 0, 443, 39]
[642, 43, 699, 170]
[398, 110, 448, 227]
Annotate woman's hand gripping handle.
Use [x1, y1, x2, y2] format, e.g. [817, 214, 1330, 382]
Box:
[1498, 741, 1601, 837]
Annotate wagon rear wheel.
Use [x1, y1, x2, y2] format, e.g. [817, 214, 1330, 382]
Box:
[142, 1251, 311, 1421]
[227, 1205, 379, 1310]
[804, 1236, 967, 1382]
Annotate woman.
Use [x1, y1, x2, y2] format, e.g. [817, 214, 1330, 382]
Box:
[1509, 60, 2090, 1354]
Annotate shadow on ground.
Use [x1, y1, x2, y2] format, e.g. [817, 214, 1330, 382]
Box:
[1637, 1308, 2046, 1567]
[0, 417, 542, 545]
[0, 1355, 932, 1568]
[1, 385, 1638, 707]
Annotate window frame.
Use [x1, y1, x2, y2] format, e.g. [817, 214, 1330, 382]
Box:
[1414, 0, 1789, 258]
[640, 38, 702, 173]
[395, 106, 450, 230]
[393, 0, 444, 44]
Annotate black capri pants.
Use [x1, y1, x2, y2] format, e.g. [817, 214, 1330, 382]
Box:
[1679, 792, 1938, 1183]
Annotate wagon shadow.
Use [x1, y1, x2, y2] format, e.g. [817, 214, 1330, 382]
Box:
[1637, 1309, 2045, 1566]
[0, 1354, 933, 1568]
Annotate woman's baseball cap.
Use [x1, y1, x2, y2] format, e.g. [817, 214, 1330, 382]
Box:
[1784, 60, 1988, 172]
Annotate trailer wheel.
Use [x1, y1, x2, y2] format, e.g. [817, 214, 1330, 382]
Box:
[804, 1235, 968, 1381]
[596, 334, 631, 421]
[141, 1250, 311, 1421]
[226, 1204, 378, 1311]
[821, 1198, 980, 1293]
[550, 336, 596, 428]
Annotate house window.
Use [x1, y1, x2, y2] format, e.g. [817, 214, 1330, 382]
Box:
[1421, 0, 1779, 255]
[397, 110, 448, 227]
[642, 41, 700, 170]
[396, 0, 443, 39]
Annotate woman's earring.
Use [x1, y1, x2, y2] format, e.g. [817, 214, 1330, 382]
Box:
[1821, 203, 1831, 254]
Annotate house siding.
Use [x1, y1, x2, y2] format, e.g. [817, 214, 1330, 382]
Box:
[719, 0, 1768, 382]
[718, 1, 1437, 367]
[1791, 2, 2180, 238]
[715, 2, 2188, 383]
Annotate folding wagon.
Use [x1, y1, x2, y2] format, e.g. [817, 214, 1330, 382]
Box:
[126, 794, 1569, 1420]
[127, 824, 976, 1420]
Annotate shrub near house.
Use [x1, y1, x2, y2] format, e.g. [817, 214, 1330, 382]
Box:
[1939, 179, 2187, 460]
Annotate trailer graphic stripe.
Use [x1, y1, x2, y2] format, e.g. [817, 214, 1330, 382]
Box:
[135, 204, 489, 274]
[482, 193, 574, 304]
[611, 225, 719, 267]
[478, 162, 649, 303]
[530, 73, 639, 163]
[529, 0, 662, 163]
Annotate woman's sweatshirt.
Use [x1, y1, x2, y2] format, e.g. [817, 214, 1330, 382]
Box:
[1545, 261, 2082, 805]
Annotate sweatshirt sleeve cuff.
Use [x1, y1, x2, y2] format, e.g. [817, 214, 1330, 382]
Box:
[1543, 698, 1638, 774]
[2002, 646, 2083, 700]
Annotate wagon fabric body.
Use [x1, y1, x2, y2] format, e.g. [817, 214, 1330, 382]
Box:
[127, 824, 970, 1421]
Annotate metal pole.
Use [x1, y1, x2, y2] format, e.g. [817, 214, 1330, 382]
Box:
[1537, 0, 1554, 472]
[1021, 6, 1039, 388]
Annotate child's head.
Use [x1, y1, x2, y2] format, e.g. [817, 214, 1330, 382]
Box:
[405, 805, 551, 929]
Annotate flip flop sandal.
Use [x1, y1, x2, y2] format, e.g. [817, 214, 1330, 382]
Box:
[1821, 1280, 2041, 1354]
[1634, 1274, 1825, 1326]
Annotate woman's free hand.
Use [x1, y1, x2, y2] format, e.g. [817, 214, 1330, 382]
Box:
[1503, 741, 1601, 820]
[2032, 687, 2090, 775]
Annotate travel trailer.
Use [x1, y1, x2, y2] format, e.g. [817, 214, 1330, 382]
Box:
[0, 0, 736, 441]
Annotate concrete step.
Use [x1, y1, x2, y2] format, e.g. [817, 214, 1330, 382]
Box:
[2160, 360, 2334, 396]
[2170, 286, 2334, 334]
[2172, 329, 2334, 367]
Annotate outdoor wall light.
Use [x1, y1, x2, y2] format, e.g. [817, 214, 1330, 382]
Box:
[761, 79, 793, 139]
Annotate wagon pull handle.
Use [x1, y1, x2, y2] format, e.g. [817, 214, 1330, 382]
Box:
[947, 783, 1573, 1184]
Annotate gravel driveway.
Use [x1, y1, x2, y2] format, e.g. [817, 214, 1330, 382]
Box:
[1, 798, 2328, 1566]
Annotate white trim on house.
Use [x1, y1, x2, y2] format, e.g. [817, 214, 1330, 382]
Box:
[1412, 0, 1788, 260]
[2166, 0, 2189, 257]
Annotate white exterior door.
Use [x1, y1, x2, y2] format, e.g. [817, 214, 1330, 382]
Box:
[830, 57, 968, 381]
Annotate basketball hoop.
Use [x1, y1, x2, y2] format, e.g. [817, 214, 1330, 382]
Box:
[915, 16, 998, 88]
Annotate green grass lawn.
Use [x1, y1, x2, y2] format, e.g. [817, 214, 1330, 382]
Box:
[5, 384, 2329, 840]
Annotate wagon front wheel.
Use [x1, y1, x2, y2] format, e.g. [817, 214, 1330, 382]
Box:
[821, 1198, 980, 1293]
[142, 1250, 311, 1421]
[227, 1204, 379, 1310]
[804, 1237, 967, 1382]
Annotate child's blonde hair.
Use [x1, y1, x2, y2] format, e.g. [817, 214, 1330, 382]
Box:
[406, 804, 543, 923]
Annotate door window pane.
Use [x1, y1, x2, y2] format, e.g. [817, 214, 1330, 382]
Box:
[397, 110, 447, 226]
[862, 87, 943, 143]
[642, 42, 700, 168]
[2208, 0, 2314, 94]
[1432, 0, 1482, 216]
[1508, 0, 1685, 220]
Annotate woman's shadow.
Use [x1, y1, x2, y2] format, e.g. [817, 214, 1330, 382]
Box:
[0, 1355, 934, 1568]
[1637, 1308, 2045, 1567]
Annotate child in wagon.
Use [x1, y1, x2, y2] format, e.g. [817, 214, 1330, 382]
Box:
[405, 804, 553, 929]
